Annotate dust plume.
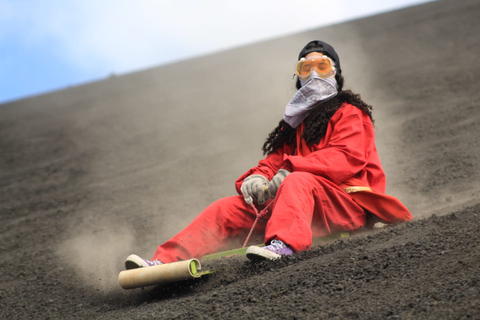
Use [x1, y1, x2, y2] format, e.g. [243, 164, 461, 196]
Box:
[56, 223, 135, 293]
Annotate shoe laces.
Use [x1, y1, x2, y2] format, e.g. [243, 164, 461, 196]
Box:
[147, 259, 163, 266]
[268, 239, 286, 249]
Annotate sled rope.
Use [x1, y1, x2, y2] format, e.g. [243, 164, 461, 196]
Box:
[242, 201, 273, 248]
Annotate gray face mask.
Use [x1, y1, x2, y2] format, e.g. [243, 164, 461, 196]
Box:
[283, 71, 338, 128]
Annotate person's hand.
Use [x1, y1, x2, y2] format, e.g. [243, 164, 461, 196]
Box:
[268, 169, 290, 199]
[241, 175, 269, 205]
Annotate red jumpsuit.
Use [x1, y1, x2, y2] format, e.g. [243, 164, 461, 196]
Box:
[152, 104, 412, 263]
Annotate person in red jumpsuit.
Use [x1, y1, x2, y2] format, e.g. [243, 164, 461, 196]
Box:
[125, 40, 412, 269]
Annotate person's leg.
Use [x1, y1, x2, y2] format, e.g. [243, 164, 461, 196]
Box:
[152, 195, 270, 263]
[265, 172, 366, 252]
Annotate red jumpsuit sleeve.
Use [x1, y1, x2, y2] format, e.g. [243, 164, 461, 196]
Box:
[234, 146, 285, 195]
[284, 105, 376, 185]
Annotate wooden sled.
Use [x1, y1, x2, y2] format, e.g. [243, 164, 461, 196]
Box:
[118, 232, 349, 289]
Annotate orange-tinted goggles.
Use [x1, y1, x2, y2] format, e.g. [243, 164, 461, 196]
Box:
[295, 56, 336, 79]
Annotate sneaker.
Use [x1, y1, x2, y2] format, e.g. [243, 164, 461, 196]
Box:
[246, 239, 294, 261]
[125, 254, 163, 270]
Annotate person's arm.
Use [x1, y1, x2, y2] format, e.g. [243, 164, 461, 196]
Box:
[284, 105, 376, 185]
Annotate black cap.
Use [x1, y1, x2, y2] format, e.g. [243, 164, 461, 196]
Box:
[298, 40, 341, 74]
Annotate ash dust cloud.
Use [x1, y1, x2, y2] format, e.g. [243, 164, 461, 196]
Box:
[332, 30, 436, 218]
[56, 219, 135, 293]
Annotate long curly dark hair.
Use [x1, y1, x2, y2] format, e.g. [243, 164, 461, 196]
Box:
[262, 73, 374, 155]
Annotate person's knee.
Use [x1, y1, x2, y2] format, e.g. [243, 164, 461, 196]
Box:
[277, 172, 315, 195]
[279, 172, 332, 194]
[282, 171, 316, 185]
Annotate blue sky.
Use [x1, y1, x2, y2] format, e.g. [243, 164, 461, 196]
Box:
[0, 0, 433, 104]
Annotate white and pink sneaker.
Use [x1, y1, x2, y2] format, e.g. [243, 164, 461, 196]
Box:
[246, 239, 294, 261]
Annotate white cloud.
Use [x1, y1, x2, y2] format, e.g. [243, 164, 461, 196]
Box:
[2, 0, 435, 77]
[45, 0, 348, 73]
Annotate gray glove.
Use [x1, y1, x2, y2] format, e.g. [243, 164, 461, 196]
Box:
[268, 169, 290, 199]
[241, 175, 269, 205]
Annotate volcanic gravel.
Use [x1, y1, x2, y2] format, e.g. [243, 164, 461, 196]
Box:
[1, 0, 479, 319]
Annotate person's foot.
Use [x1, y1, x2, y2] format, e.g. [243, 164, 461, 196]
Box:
[125, 254, 163, 270]
[246, 239, 294, 261]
